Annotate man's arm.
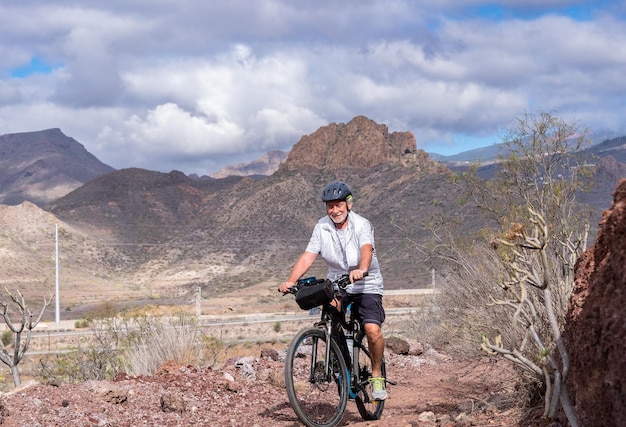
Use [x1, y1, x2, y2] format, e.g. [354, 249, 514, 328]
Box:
[279, 251, 318, 292]
[350, 243, 373, 282]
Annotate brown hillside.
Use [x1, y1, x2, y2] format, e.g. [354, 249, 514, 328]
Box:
[46, 168, 245, 246]
[37, 117, 459, 305]
[0, 201, 144, 305]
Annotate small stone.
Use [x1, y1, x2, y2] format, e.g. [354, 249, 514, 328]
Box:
[160, 392, 186, 413]
[260, 348, 279, 360]
[418, 411, 436, 422]
[386, 336, 411, 355]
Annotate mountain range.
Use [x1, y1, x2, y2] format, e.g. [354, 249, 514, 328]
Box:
[0, 117, 624, 316]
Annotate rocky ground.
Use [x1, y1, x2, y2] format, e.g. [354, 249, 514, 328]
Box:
[0, 285, 556, 426]
[0, 341, 549, 427]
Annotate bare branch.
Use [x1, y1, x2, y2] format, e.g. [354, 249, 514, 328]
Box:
[0, 287, 53, 387]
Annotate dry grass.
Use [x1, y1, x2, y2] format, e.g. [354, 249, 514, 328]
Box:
[124, 316, 206, 376]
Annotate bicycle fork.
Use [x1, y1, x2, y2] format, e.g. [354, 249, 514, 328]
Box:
[308, 324, 335, 383]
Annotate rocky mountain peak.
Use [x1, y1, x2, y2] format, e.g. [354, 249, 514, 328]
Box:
[279, 116, 444, 173]
[210, 150, 288, 178]
[0, 128, 115, 206]
[1, 128, 79, 153]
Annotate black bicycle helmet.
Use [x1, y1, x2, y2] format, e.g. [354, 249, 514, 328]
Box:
[321, 181, 352, 202]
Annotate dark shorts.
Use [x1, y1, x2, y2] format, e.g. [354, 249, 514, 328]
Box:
[343, 293, 385, 327]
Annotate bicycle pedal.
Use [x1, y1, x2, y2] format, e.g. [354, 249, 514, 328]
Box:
[386, 379, 397, 386]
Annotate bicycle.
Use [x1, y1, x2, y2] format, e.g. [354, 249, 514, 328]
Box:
[282, 274, 394, 427]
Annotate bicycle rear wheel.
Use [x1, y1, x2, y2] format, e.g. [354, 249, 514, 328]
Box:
[355, 345, 386, 420]
[285, 327, 349, 427]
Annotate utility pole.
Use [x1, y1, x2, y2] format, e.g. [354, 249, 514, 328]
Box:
[55, 223, 60, 326]
[196, 286, 202, 318]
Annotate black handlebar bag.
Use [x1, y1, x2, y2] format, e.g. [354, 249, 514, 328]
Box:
[295, 280, 333, 310]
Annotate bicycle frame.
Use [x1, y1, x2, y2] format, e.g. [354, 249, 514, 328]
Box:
[313, 301, 364, 396]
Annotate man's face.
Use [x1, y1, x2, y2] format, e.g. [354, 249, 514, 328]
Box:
[326, 200, 348, 225]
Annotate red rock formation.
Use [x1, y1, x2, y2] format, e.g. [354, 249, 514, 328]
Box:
[566, 178, 626, 426]
[279, 115, 446, 174]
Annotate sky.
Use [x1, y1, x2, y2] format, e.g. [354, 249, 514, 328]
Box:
[1, 1, 625, 176]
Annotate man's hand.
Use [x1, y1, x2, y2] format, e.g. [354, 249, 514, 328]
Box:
[279, 281, 295, 293]
[349, 269, 366, 283]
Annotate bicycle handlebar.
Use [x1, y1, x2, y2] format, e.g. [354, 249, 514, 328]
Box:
[283, 272, 369, 295]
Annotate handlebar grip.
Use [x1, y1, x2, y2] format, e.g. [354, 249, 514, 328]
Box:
[344, 271, 369, 278]
[278, 285, 299, 295]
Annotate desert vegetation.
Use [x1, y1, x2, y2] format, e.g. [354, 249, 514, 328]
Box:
[36, 309, 230, 384]
[415, 112, 592, 426]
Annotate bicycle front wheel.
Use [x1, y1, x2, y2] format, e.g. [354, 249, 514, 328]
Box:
[285, 327, 349, 427]
[355, 345, 386, 420]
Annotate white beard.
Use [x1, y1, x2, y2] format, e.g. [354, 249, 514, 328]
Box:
[330, 212, 348, 224]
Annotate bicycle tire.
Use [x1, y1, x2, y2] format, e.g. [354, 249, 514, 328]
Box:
[285, 327, 349, 427]
[354, 345, 386, 420]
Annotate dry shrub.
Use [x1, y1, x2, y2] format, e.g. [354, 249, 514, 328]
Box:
[124, 315, 207, 376]
[410, 245, 507, 357]
[37, 313, 227, 383]
[37, 345, 125, 383]
[407, 243, 541, 412]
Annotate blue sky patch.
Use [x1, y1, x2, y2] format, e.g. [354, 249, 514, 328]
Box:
[10, 57, 57, 78]
[473, 2, 600, 22]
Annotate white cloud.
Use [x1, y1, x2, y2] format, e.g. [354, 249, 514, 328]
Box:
[0, 1, 625, 172]
[126, 103, 245, 155]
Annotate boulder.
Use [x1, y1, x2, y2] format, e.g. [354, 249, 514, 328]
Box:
[565, 179, 626, 426]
